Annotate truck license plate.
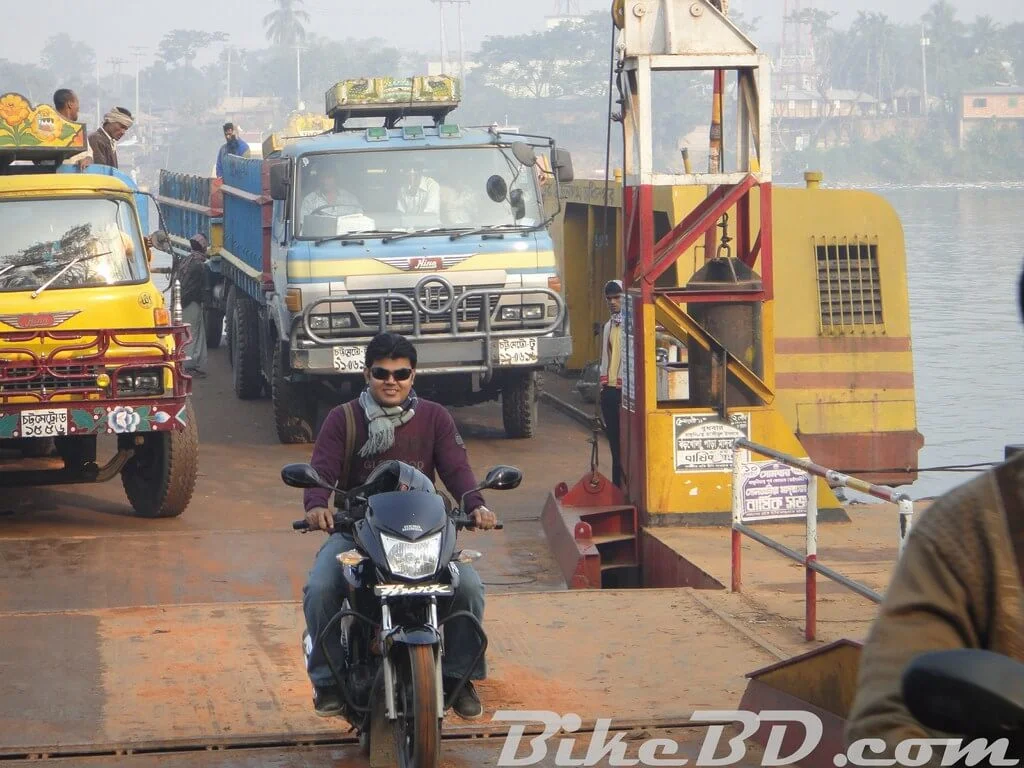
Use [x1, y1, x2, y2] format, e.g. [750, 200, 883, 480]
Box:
[20, 408, 68, 438]
[332, 346, 364, 373]
[497, 337, 539, 365]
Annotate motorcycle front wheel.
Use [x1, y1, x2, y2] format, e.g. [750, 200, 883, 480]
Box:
[394, 644, 441, 768]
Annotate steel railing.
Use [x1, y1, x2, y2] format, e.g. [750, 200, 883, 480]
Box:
[730, 437, 915, 641]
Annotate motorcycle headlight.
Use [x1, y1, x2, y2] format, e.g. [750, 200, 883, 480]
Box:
[380, 532, 442, 580]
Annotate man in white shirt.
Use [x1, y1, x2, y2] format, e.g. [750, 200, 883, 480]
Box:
[396, 158, 440, 216]
[300, 165, 362, 230]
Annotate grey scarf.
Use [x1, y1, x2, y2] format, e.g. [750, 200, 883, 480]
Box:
[358, 389, 417, 457]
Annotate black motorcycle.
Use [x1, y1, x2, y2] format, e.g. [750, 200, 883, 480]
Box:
[284, 459, 521, 768]
[902, 648, 1024, 758]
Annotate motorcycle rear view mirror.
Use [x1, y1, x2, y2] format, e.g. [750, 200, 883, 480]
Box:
[902, 648, 1024, 737]
[482, 465, 523, 491]
[281, 463, 325, 489]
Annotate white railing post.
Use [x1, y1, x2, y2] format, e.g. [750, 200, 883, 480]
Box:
[805, 469, 818, 641]
[898, 497, 914, 556]
[731, 441, 744, 592]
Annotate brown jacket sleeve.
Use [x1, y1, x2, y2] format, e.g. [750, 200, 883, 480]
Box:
[845, 475, 1005, 759]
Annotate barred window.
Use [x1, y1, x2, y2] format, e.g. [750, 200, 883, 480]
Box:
[815, 238, 883, 331]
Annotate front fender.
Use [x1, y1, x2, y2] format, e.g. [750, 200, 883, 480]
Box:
[388, 625, 442, 647]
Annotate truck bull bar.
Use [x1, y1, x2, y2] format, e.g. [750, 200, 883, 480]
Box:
[730, 438, 915, 641]
[0, 325, 194, 404]
[299, 281, 568, 378]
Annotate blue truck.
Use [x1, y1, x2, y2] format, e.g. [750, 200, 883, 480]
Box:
[158, 76, 574, 443]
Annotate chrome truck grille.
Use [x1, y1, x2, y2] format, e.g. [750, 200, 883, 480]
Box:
[351, 285, 501, 327]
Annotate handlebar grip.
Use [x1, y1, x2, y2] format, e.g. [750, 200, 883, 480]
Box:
[293, 520, 310, 530]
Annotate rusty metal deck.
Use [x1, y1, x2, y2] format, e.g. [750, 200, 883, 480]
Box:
[0, 590, 793, 758]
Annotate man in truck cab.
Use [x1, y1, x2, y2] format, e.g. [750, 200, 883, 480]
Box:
[845, 262, 1024, 755]
[299, 163, 362, 225]
[301, 332, 497, 721]
[396, 157, 440, 216]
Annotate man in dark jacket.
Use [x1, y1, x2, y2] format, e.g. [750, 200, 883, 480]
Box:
[179, 234, 209, 377]
[302, 333, 496, 721]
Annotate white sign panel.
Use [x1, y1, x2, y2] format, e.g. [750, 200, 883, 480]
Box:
[496, 337, 538, 365]
[740, 460, 811, 522]
[673, 412, 749, 473]
[20, 408, 69, 438]
[332, 346, 364, 372]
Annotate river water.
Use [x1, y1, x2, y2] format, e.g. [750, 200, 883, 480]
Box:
[865, 184, 1024, 499]
[146, 187, 1024, 501]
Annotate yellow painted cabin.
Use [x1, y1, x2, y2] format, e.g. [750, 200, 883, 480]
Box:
[543, 173, 923, 485]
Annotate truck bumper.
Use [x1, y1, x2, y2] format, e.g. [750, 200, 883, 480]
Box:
[291, 334, 572, 376]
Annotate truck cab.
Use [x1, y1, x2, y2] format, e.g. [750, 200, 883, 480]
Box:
[175, 75, 574, 444]
[0, 92, 198, 518]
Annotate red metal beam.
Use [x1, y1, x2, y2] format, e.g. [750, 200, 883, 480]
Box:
[644, 175, 759, 286]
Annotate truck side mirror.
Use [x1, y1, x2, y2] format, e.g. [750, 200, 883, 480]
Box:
[270, 161, 290, 201]
[552, 148, 574, 183]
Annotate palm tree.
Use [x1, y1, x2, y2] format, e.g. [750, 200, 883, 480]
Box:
[263, 0, 310, 47]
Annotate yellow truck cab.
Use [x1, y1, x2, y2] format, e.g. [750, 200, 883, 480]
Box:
[0, 93, 198, 518]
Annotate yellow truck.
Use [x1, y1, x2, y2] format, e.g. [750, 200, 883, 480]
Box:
[0, 93, 199, 517]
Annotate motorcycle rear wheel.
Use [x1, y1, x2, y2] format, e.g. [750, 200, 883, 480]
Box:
[394, 645, 440, 768]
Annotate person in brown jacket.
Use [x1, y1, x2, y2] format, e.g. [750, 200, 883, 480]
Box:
[88, 107, 133, 168]
[844, 264, 1024, 755]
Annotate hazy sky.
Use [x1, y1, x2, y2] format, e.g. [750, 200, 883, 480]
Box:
[4, 0, 1021, 68]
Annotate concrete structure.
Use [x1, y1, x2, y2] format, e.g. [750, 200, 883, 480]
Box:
[960, 85, 1024, 146]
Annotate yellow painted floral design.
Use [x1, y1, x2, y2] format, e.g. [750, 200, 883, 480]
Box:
[0, 94, 30, 127]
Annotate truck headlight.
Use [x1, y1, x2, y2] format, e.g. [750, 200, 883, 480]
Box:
[523, 304, 544, 320]
[117, 368, 163, 395]
[380, 532, 441, 580]
[330, 314, 355, 329]
[309, 315, 330, 331]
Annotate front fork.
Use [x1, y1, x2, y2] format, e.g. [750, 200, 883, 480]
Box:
[380, 598, 445, 720]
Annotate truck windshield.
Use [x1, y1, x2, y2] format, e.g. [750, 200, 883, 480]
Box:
[295, 146, 544, 239]
[0, 197, 148, 293]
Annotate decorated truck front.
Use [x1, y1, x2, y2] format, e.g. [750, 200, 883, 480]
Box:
[189, 75, 572, 444]
[0, 93, 198, 519]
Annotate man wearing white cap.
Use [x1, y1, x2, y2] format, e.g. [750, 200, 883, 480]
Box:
[88, 107, 134, 168]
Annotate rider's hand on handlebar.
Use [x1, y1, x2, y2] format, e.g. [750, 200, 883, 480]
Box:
[470, 505, 497, 531]
[305, 506, 334, 532]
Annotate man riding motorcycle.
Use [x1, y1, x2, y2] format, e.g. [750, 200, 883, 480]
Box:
[301, 332, 496, 721]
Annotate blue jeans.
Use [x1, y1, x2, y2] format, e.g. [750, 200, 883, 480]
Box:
[302, 531, 488, 690]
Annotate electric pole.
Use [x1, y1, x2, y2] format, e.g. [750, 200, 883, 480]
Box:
[920, 24, 930, 116]
[129, 46, 146, 124]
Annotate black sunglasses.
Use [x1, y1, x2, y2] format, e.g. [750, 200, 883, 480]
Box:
[370, 366, 413, 382]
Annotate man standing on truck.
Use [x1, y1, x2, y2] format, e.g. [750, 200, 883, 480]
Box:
[216, 123, 250, 178]
[53, 89, 91, 169]
[179, 234, 210, 378]
[301, 332, 496, 721]
[88, 107, 133, 168]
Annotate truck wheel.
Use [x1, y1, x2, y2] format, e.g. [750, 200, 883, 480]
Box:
[232, 292, 263, 399]
[501, 370, 538, 438]
[205, 308, 225, 349]
[225, 285, 236, 367]
[272, 343, 315, 444]
[121, 399, 199, 518]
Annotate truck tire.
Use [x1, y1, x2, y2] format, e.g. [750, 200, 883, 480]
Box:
[232, 292, 263, 399]
[121, 399, 199, 518]
[501, 370, 538, 439]
[225, 285, 236, 367]
[272, 343, 316, 444]
[205, 307, 225, 349]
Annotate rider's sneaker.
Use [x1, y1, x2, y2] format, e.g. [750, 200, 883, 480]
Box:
[313, 686, 343, 717]
[445, 679, 484, 720]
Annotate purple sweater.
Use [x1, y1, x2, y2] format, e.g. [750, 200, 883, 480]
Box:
[304, 398, 485, 513]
